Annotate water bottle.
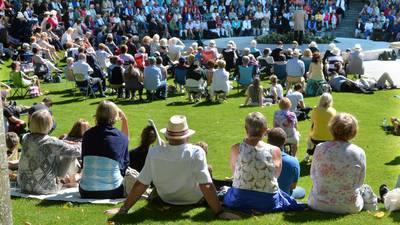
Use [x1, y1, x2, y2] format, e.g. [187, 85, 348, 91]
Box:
[382, 118, 388, 131]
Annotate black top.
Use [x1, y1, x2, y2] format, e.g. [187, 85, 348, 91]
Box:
[129, 146, 149, 172]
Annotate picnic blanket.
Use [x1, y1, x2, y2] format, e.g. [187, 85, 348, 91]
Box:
[10, 186, 127, 205]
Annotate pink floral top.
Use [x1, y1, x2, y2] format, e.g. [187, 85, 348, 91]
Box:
[273, 109, 299, 144]
[308, 141, 366, 214]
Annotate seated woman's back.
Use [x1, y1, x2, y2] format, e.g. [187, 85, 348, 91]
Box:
[232, 142, 278, 193]
[309, 113, 367, 214]
[309, 141, 365, 213]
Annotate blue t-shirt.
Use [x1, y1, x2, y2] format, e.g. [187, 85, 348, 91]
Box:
[278, 151, 300, 195]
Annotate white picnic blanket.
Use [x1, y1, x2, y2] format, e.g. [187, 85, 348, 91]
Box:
[10, 187, 126, 205]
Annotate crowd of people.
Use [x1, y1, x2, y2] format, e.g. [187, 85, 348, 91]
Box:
[0, 0, 352, 49]
[355, 0, 400, 41]
[5, 97, 393, 219]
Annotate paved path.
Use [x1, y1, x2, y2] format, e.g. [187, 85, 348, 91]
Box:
[186, 36, 391, 53]
[364, 59, 400, 86]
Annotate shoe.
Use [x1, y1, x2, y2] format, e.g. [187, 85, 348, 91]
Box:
[99, 94, 107, 98]
[378, 184, 389, 203]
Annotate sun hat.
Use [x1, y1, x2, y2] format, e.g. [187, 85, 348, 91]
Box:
[293, 49, 301, 57]
[353, 43, 362, 51]
[160, 115, 195, 139]
[331, 47, 341, 56]
[209, 40, 216, 47]
[309, 41, 317, 48]
[329, 43, 336, 50]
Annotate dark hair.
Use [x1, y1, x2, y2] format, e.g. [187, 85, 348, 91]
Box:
[267, 127, 287, 147]
[277, 41, 283, 45]
[32, 48, 39, 54]
[140, 126, 156, 148]
[68, 119, 90, 139]
[294, 83, 303, 91]
[311, 52, 321, 63]
[6, 132, 19, 150]
[206, 60, 215, 69]
[11, 62, 20, 70]
[334, 62, 342, 72]
[263, 48, 270, 56]
[156, 56, 163, 65]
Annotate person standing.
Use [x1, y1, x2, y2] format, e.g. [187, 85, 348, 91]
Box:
[293, 7, 306, 45]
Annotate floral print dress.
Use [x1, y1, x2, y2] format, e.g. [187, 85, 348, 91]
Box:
[308, 141, 366, 214]
[274, 109, 300, 144]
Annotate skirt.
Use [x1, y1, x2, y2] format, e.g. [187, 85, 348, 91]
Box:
[223, 187, 307, 214]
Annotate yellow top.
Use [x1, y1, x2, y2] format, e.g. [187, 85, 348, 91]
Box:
[310, 107, 337, 141]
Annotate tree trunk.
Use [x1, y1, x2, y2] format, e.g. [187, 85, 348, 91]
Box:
[0, 100, 13, 225]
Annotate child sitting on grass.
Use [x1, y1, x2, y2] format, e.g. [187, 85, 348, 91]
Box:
[7, 132, 20, 178]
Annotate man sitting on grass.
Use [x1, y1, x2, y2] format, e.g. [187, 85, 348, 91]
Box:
[105, 115, 240, 220]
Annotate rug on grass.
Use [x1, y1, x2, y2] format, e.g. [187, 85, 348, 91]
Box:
[10, 186, 129, 205]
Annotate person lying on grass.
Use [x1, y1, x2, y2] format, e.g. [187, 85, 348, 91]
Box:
[223, 112, 307, 214]
[105, 115, 240, 220]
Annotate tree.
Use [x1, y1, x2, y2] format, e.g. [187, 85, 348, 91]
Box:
[0, 100, 13, 225]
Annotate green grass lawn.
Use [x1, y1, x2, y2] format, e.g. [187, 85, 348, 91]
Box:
[2, 62, 400, 225]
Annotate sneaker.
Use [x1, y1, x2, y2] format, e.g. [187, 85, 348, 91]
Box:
[99, 94, 107, 98]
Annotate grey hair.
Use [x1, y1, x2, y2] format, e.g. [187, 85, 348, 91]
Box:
[245, 112, 267, 137]
[319, 93, 333, 108]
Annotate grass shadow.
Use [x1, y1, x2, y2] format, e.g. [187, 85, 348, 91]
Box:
[299, 161, 311, 177]
[35, 200, 70, 207]
[115, 99, 149, 106]
[48, 89, 75, 96]
[193, 101, 222, 107]
[166, 101, 194, 106]
[389, 211, 400, 222]
[110, 203, 211, 224]
[282, 209, 347, 223]
[385, 156, 400, 166]
[52, 98, 84, 105]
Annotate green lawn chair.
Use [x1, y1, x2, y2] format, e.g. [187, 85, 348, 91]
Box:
[10, 71, 30, 98]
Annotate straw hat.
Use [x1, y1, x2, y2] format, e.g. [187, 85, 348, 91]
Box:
[160, 115, 195, 139]
[331, 47, 341, 56]
[293, 49, 301, 57]
[353, 43, 362, 51]
[308, 41, 317, 48]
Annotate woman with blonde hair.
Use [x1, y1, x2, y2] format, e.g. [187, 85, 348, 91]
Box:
[309, 113, 373, 214]
[302, 49, 313, 73]
[150, 34, 160, 55]
[273, 97, 300, 156]
[210, 59, 231, 101]
[304, 93, 337, 162]
[79, 101, 131, 199]
[17, 110, 81, 194]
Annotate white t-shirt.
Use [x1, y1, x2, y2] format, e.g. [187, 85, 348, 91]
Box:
[270, 84, 284, 99]
[138, 143, 212, 205]
[286, 90, 304, 112]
